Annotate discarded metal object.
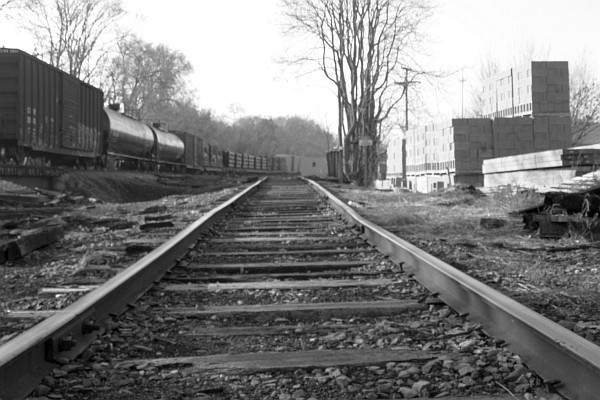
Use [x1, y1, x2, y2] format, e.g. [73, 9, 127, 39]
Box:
[520, 189, 600, 239]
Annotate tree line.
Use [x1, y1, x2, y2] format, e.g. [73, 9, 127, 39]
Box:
[0, 0, 334, 157]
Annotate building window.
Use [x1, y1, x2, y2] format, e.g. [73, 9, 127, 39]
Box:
[312, 162, 316, 167]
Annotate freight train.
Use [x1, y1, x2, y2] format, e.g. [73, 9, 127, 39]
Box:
[0, 48, 282, 174]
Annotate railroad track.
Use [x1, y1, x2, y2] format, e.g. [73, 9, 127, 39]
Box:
[1, 177, 600, 399]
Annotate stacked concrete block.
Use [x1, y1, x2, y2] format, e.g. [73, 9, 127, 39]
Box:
[452, 120, 469, 172]
[531, 62, 570, 115]
[450, 118, 494, 173]
[483, 168, 577, 189]
[482, 149, 565, 174]
[533, 117, 550, 150]
[545, 62, 570, 114]
[534, 115, 572, 149]
[392, 77, 572, 193]
[492, 118, 515, 156]
[482, 61, 569, 119]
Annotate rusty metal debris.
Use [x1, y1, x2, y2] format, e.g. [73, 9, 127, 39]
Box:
[521, 191, 600, 239]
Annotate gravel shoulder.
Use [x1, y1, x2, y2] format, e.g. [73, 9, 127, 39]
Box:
[0, 171, 253, 344]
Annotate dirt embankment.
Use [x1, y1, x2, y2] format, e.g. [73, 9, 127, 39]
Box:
[54, 171, 256, 203]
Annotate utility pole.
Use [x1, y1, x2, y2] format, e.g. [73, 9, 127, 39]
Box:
[396, 67, 418, 188]
[459, 68, 466, 118]
[510, 68, 515, 117]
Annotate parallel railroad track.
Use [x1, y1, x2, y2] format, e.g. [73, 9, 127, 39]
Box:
[1, 177, 600, 399]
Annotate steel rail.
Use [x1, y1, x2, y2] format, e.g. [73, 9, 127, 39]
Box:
[307, 178, 600, 400]
[0, 178, 265, 400]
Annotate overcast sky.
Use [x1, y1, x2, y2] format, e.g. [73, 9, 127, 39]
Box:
[2, 0, 599, 131]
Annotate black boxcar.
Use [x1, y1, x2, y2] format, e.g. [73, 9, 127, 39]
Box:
[174, 131, 204, 170]
[0, 48, 103, 165]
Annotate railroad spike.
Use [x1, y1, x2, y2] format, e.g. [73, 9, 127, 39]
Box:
[82, 320, 100, 334]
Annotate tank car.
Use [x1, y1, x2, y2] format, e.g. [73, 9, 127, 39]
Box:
[0, 48, 103, 167]
[102, 107, 156, 169]
[150, 124, 185, 171]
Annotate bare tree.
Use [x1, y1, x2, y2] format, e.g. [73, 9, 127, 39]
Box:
[104, 36, 193, 121]
[510, 39, 550, 66]
[571, 60, 600, 145]
[281, 0, 433, 185]
[0, 0, 16, 13]
[17, 0, 125, 81]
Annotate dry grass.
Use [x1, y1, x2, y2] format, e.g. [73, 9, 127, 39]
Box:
[335, 186, 543, 243]
[323, 182, 600, 298]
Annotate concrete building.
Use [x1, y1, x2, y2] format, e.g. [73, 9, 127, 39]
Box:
[386, 61, 572, 193]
